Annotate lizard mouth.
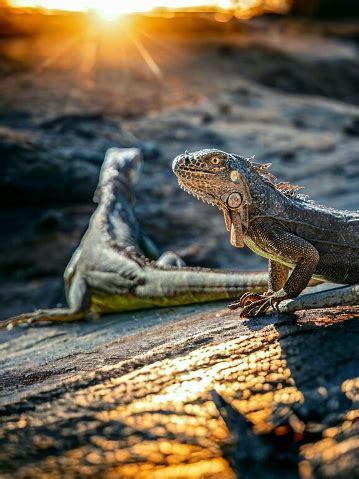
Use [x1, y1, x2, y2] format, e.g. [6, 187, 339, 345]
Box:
[177, 177, 226, 209]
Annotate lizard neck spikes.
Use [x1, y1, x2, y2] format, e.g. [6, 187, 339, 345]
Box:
[251, 161, 277, 184]
[249, 158, 305, 199]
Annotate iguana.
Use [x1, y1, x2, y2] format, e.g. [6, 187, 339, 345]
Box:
[1, 148, 268, 329]
[172, 148, 359, 317]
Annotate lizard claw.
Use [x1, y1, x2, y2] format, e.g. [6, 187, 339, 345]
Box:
[228, 292, 263, 310]
[270, 297, 281, 313]
[1, 314, 33, 330]
[228, 290, 288, 318]
[239, 296, 273, 318]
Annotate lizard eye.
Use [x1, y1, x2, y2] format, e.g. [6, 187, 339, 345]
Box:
[210, 157, 220, 165]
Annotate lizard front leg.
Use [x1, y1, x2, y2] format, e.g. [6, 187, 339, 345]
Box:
[229, 221, 320, 317]
[231, 259, 289, 314]
[268, 260, 289, 293]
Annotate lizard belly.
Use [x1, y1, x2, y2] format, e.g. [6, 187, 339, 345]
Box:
[90, 289, 226, 314]
[90, 290, 158, 313]
[244, 236, 296, 269]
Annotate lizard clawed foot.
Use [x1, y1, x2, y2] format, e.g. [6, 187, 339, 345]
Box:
[0, 307, 86, 330]
[0, 313, 36, 330]
[228, 290, 288, 318]
[228, 292, 263, 311]
[239, 295, 275, 318]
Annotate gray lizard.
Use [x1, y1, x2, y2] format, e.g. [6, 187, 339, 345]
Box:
[1, 147, 268, 329]
[172, 148, 359, 317]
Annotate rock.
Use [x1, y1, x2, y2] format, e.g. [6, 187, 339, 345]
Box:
[0, 305, 358, 478]
[0, 113, 140, 205]
[0, 278, 64, 320]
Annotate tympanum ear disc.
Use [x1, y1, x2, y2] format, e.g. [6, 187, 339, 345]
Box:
[230, 170, 241, 182]
[227, 192, 243, 209]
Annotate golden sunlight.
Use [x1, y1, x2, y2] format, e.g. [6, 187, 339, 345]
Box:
[8, 0, 291, 18]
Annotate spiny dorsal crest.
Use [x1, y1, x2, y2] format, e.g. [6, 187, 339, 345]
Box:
[249, 157, 304, 199]
[275, 181, 305, 197]
[252, 161, 277, 184]
[184, 150, 193, 162]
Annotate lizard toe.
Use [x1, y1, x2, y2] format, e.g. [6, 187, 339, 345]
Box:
[228, 292, 263, 310]
[228, 300, 242, 310]
[1, 313, 33, 330]
[239, 297, 272, 318]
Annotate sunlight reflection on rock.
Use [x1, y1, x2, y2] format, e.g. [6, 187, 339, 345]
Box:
[2, 314, 357, 478]
[78, 332, 306, 476]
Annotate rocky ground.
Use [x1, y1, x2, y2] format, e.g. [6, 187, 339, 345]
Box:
[1, 303, 358, 478]
[0, 13, 358, 478]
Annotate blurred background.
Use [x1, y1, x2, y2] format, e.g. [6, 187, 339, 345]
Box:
[0, 0, 358, 319]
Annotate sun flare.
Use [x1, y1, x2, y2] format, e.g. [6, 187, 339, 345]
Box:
[10, 1, 233, 15]
[8, 0, 291, 19]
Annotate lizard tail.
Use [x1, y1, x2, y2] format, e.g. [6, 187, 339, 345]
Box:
[134, 267, 268, 307]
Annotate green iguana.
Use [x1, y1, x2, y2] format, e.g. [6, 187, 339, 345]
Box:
[172, 148, 359, 317]
[1, 148, 268, 329]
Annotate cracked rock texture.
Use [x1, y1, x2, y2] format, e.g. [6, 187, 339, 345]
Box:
[1, 305, 358, 478]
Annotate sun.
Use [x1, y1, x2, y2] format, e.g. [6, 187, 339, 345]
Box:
[9, 0, 234, 17]
[8, 0, 291, 21]
[90, 1, 159, 18]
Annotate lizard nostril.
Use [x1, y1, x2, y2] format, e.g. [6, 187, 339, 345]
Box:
[172, 155, 186, 172]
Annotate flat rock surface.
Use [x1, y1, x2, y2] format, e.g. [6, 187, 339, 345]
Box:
[1, 304, 358, 478]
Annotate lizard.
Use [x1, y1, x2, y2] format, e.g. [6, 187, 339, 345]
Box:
[172, 148, 359, 317]
[1, 147, 268, 329]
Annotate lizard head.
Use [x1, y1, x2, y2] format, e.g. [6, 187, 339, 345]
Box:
[94, 148, 143, 203]
[172, 149, 252, 248]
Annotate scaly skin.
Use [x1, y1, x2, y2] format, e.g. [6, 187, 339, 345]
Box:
[172, 148, 359, 317]
[1, 148, 267, 329]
